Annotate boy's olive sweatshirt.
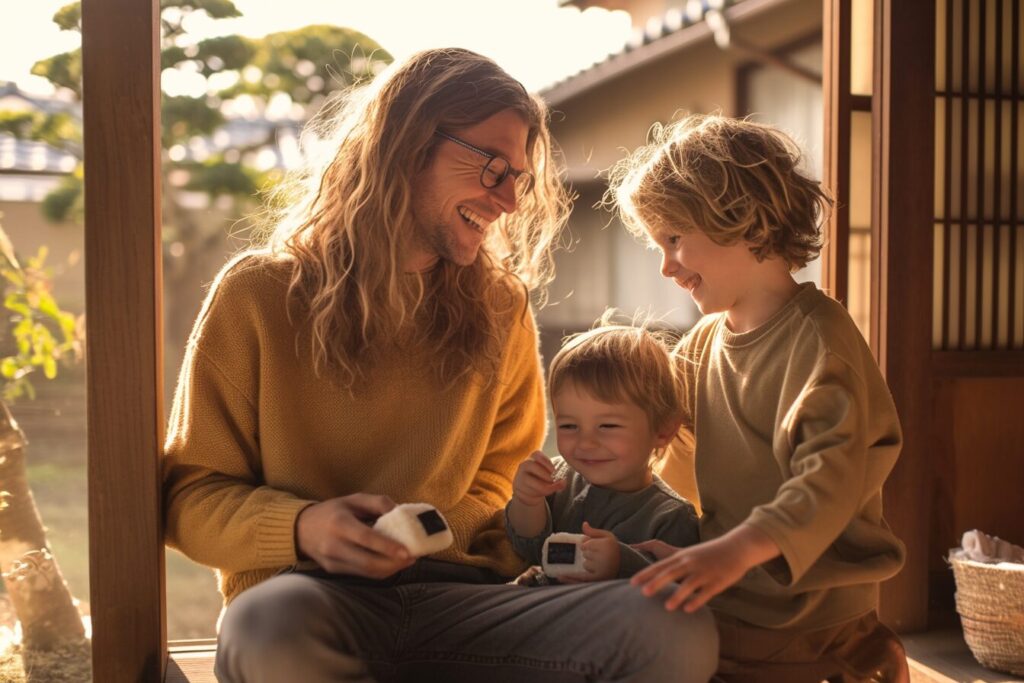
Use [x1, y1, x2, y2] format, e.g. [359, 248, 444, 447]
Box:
[661, 283, 906, 631]
[162, 254, 542, 603]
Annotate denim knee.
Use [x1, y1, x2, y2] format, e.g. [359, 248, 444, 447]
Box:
[215, 574, 343, 676]
[605, 582, 720, 683]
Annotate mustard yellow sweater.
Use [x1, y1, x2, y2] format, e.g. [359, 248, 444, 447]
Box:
[162, 253, 544, 603]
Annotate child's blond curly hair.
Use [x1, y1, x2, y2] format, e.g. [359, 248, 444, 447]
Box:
[548, 312, 682, 436]
[606, 114, 833, 270]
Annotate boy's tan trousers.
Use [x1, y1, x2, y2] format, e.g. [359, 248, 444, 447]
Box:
[713, 610, 910, 683]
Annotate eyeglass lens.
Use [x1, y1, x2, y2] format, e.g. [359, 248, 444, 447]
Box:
[482, 157, 534, 196]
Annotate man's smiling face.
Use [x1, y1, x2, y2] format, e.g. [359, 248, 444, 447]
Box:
[407, 109, 529, 271]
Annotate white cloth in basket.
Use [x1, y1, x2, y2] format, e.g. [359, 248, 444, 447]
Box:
[955, 529, 1024, 569]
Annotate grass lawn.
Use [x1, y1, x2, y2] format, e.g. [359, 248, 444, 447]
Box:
[4, 369, 222, 644]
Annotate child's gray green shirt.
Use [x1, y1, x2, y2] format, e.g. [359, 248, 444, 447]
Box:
[504, 456, 700, 578]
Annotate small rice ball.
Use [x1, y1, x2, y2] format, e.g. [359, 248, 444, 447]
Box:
[542, 532, 586, 578]
[373, 503, 454, 557]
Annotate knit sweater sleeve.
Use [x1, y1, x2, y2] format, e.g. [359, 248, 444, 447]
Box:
[162, 260, 314, 572]
[441, 297, 547, 565]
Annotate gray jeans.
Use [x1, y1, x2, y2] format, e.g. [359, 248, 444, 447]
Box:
[215, 560, 718, 683]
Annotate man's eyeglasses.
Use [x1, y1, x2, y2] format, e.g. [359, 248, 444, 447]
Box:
[434, 131, 535, 197]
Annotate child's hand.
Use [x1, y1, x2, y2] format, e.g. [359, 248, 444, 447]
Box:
[512, 451, 566, 506]
[630, 523, 780, 612]
[561, 522, 620, 582]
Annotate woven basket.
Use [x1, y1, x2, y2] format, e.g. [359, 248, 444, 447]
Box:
[951, 556, 1024, 675]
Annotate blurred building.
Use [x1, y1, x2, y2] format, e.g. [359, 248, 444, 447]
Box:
[0, 82, 83, 310]
[539, 0, 823, 362]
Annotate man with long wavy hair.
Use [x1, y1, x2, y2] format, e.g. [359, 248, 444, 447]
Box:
[163, 48, 718, 682]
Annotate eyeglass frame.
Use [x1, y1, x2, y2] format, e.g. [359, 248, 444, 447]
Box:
[433, 130, 535, 196]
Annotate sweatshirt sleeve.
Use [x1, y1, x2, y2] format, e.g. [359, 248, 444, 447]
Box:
[440, 299, 547, 564]
[162, 264, 314, 573]
[616, 496, 701, 578]
[504, 499, 553, 565]
[743, 351, 902, 584]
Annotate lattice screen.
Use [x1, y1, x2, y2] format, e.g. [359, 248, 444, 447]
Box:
[934, 0, 1024, 349]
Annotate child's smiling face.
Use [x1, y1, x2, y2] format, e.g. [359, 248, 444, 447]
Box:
[552, 381, 676, 493]
[650, 226, 760, 317]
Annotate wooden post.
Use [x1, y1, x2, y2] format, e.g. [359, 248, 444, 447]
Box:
[872, 0, 935, 632]
[822, 0, 851, 304]
[82, 0, 166, 679]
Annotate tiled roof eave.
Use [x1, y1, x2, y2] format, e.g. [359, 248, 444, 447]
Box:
[541, 0, 794, 107]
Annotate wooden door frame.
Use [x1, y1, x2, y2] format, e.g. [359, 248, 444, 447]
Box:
[822, 0, 935, 632]
[82, 0, 166, 679]
[870, 0, 935, 633]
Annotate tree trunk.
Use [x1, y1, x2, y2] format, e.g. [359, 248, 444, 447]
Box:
[0, 401, 85, 650]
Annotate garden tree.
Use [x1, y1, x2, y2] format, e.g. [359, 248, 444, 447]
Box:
[9, 0, 392, 385]
[0, 219, 87, 676]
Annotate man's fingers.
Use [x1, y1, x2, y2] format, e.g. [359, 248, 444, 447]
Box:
[344, 519, 410, 560]
[342, 493, 396, 518]
[327, 545, 414, 578]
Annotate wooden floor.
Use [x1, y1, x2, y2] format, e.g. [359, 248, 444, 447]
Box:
[167, 641, 217, 683]
[904, 631, 1023, 683]
[165, 630, 1023, 683]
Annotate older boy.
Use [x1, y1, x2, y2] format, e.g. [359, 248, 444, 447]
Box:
[609, 115, 910, 682]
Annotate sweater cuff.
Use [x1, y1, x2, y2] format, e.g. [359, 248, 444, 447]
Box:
[504, 502, 553, 564]
[256, 497, 316, 567]
[617, 543, 654, 578]
[743, 512, 801, 585]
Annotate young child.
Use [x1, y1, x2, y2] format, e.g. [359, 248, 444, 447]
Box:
[607, 114, 909, 682]
[505, 320, 700, 583]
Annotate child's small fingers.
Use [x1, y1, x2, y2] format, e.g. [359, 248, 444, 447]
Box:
[631, 564, 658, 585]
[683, 588, 713, 613]
[640, 565, 684, 597]
[529, 451, 553, 470]
[523, 462, 548, 477]
[664, 577, 701, 610]
[525, 470, 554, 486]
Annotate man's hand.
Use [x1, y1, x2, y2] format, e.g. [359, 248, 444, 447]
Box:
[560, 522, 621, 582]
[630, 523, 781, 612]
[512, 451, 566, 506]
[295, 493, 415, 579]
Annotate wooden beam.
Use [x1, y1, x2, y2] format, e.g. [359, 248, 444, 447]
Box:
[822, 0, 851, 305]
[872, 0, 935, 633]
[82, 0, 166, 680]
[932, 350, 1024, 377]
